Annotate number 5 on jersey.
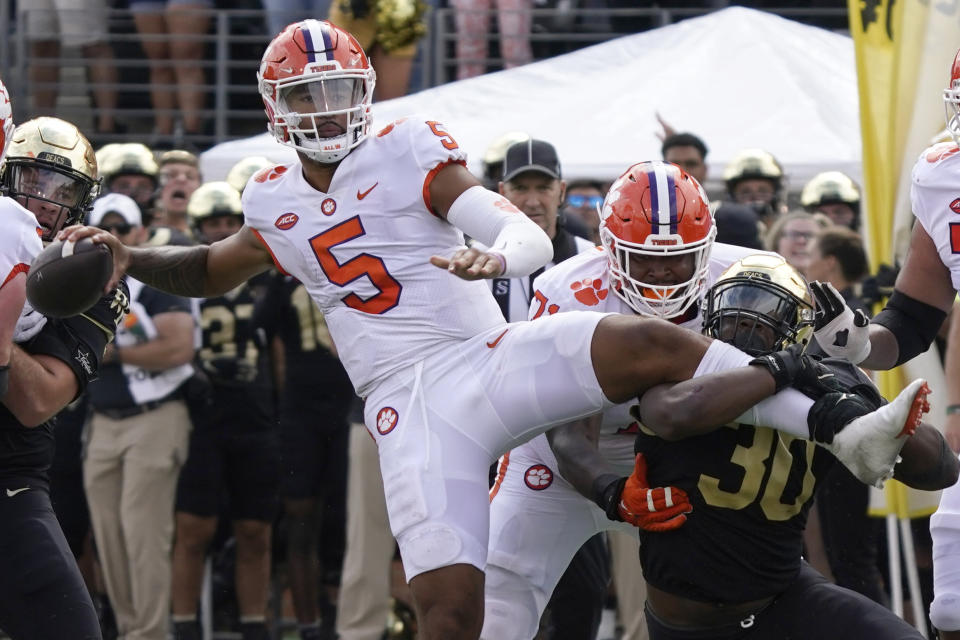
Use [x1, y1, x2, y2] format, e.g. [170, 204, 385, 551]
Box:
[309, 216, 402, 315]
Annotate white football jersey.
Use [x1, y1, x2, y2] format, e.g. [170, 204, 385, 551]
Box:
[0, 197, 41, 288]
[912, 142, 960, 292]
[242, 117, 506, 396]
[528, 241, 768, 468]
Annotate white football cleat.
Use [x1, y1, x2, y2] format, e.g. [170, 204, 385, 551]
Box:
[826, 378, 930, 488]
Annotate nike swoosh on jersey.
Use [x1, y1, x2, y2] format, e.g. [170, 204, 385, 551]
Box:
[486, 329, 509, 348]
[5, 487, 29, 497]
[357, 182, 379, 200]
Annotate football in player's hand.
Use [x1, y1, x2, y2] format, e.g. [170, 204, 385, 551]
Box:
[26, 238, 113, 318]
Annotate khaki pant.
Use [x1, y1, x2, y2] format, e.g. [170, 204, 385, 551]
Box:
[83, 399, 192, 640]
[336, 422, 395, 640]
[609, 530, 649, 640]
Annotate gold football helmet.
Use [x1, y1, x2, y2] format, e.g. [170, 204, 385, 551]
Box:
[800, 171, 860, 210]
[226, 156, 272, 194]
[702, 254, 814, 356]
[1, 117, 100, 241]
[187, 181, 242, 225]
[99, 142, 158, 185]
[723, 148, 783, 193]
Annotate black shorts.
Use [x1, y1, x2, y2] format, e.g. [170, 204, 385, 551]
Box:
[175, 423, 281, 522]
[645, 563, 923, 640]
[278, 398, 350, 500]
[0, 486, 101, 640]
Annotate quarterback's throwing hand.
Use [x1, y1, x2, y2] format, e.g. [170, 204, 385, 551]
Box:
[811, 281, 871, 364]
[617, 454, 692, 532]
[430, 247, 504, 280]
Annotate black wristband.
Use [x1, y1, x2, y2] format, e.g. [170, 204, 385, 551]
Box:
[0, 364, 8, 398]
[592, 473, 626, 522]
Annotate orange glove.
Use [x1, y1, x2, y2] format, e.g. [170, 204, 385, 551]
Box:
[617, 454, 693, 532]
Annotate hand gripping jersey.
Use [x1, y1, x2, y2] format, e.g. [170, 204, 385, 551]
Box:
[242, 118, 505, 397]
[525, 241, 765, 471]
[912, 142, 960, 291]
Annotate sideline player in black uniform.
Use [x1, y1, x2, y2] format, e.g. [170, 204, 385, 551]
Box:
[0, 117, 128, 640]
[633, 257, 958, 640]
[257, 264, 353, 640]
[170, 182, 280, 640]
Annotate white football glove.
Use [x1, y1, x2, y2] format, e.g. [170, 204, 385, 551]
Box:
[811, 281, 871, 364]
[14, 304, 47, 343]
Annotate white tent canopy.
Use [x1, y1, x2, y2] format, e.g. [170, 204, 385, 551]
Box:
[200, 7, 860, 191]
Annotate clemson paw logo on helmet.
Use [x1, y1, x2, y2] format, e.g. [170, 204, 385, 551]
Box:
[524, 464, 553, 490]
[376, 407, 399, 435]
[321, 198, 337, 216]
[570, 278, 608, 306]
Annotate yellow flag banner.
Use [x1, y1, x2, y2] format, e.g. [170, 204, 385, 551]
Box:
[849, 0, 960, 518]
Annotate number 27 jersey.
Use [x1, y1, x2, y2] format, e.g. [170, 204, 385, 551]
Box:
[241, 118, 506, 397]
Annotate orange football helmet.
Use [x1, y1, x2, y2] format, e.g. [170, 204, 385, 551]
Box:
[0, 77, 13, 165]
[599, 161, 716, 319]
[945, 47, 960, 146]
[258, 20, 376, 164]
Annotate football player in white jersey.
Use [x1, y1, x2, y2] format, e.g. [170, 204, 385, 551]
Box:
[0, 77, 32, 397]
[61, 21, 930, 640]
[808, 47, 960, 639]
[482, 160, 776, 639]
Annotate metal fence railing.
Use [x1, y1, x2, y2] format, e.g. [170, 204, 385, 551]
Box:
[0, 1, 849, 152]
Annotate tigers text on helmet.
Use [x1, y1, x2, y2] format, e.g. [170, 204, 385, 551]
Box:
[258, 20, 376, 164]
[944, 47, 960, 147]
[1, 117, 99, 242]
[703, 254, 814, 357]
[598, 161, 716, 319]
[0, 78, 13, 165]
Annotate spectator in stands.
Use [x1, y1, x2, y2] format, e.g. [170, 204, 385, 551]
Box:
[257, 273, 354, 640]
[18, 0, 120, 138]
[713, 203, 763, 250]
[801, 171, 862, 231]
[156, 149, 202, 233]
[326, 1, 427, 99]
[723, 148, 787, 228]
[171, 183, 279, 640]
[97, 142, 160, 223]
[263, 0, 333, 42]
[661, 132, 708, 186]
[452, 0, 533, 79]
[763, 211, 830, 277]
[129, 0, 213, 146]
[482, 131, 529, 190]
[563, 179, 605, 245]
[83, 194, 196, 640]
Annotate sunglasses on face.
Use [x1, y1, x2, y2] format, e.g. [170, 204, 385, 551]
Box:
[99, 222, 132, 235]
[566, 194, 604, 209]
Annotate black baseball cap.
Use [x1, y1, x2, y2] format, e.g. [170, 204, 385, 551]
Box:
[501, 139, 562, 183]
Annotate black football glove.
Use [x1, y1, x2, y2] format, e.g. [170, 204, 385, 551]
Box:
[749, 343, 809, 392]
[811, 281, 871, 364]
[78, 280, 130, 344]
[806, 389, 881, 444]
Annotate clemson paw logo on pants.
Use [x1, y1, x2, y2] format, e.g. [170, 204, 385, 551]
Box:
[376, 407, 399, 435]
[524, 464, 553, 490]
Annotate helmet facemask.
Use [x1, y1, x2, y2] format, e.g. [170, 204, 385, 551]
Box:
[944, 77, 960, 147]
[3, 158, 98, 241]
[703, 276, 814, 356]
[262, 70, 374, 164]
[602, 224, 716, 319]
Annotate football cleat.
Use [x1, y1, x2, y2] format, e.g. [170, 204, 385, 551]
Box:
[825, 378, 930, 488]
